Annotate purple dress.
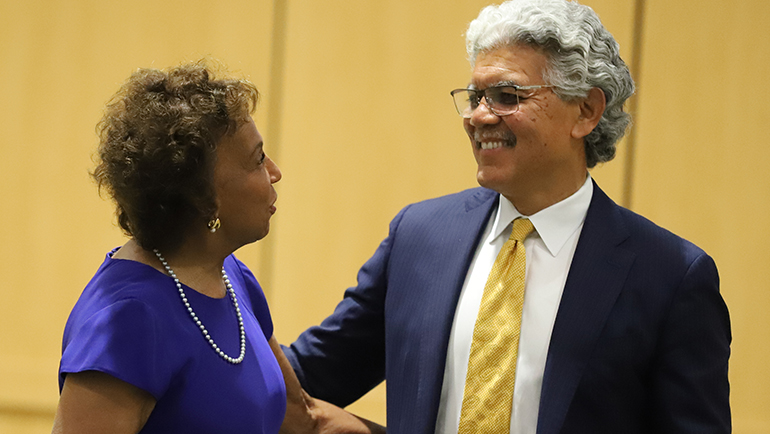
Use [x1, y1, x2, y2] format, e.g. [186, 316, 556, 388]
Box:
[59, 250, 286, 433]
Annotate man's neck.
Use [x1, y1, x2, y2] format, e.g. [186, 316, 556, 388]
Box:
[502, 172, 589, 216]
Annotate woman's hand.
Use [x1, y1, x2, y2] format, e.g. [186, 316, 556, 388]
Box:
[270, 336, 385, 434]
[52, 371, 156, 434]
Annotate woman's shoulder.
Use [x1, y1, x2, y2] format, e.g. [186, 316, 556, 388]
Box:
[94, 251, 171, 297]
[71, 249, 181, 326]
[60, 249, 194, 396]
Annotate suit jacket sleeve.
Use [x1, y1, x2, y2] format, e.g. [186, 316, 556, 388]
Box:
[650, 251, 731, 433]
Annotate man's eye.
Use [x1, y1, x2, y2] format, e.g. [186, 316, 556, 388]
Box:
[494, 89, 520, 105]
[468, 92, 482, 109]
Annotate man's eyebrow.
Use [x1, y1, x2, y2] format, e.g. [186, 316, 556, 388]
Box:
[468, 80, 520, 90]
[494, 80, 519, 87]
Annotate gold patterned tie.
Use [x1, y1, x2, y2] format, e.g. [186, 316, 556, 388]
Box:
[458, 218, 535, 434]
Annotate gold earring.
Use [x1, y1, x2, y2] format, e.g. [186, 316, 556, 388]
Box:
[207, 218, 221, 233]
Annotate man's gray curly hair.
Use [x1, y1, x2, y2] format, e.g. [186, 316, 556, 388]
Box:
[466, 0, 635, 167]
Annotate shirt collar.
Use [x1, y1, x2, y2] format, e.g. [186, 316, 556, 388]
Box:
[489, 175, 594, 256]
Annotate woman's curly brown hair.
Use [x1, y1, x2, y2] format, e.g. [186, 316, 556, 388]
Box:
[92, 60, 259, 252]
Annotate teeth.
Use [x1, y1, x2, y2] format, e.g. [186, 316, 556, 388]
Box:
[480, 141, 504, 150]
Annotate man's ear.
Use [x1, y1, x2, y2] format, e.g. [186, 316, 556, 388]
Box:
[571, 87, 606, 139]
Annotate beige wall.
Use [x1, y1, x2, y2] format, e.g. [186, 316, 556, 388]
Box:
[1, 0, 767, 432]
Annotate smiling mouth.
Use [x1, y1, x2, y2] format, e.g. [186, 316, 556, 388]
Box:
[475, 135, 516, 150]
[473, 127, 516, 150]
[479, 141, 505, 150]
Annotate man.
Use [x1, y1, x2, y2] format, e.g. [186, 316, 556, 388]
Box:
[284, 0, 731, 433]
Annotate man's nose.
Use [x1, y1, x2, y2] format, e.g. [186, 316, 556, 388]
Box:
[469, 97, 501, 127]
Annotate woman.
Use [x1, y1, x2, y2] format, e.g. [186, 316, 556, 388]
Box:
[53, 61, 382, 434]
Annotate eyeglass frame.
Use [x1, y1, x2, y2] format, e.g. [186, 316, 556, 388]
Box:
[450, 84, 556, 118]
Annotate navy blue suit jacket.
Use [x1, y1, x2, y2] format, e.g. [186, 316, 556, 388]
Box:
[285, 183, 731, 434]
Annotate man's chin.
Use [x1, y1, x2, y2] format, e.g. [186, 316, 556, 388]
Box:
[476, 172, 504, 193]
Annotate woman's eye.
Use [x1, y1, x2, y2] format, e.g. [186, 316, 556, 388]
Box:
[251, 152, 266, 169]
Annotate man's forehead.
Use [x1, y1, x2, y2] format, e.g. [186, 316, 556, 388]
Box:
[470, 46, 547, 87]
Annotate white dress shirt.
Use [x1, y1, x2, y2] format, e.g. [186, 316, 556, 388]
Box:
[434, 176, 594, 434]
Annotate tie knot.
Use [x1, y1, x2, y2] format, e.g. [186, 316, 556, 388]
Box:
[510, 218, 534, 242]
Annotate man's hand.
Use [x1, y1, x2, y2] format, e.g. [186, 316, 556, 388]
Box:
[309, 398, 386, 434]
[270, 336, 385, 434]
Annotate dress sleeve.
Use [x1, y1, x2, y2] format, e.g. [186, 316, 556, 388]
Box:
[59, 298, 172, 399]
[228, 256, 274, 340]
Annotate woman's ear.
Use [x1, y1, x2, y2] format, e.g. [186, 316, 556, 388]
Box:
[571, 87, 606, 139]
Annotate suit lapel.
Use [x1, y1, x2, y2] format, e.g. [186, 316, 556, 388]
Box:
[414, 188, 498, 434]
[536, 184, 636, 434]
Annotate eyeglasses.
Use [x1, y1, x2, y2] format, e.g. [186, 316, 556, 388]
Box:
[450, 84, 555, 118]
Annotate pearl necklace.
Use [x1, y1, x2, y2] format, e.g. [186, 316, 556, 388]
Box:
[153, 250, 246, 364]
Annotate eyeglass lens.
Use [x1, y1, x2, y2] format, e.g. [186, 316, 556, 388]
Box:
[452, 87, 521, 118]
